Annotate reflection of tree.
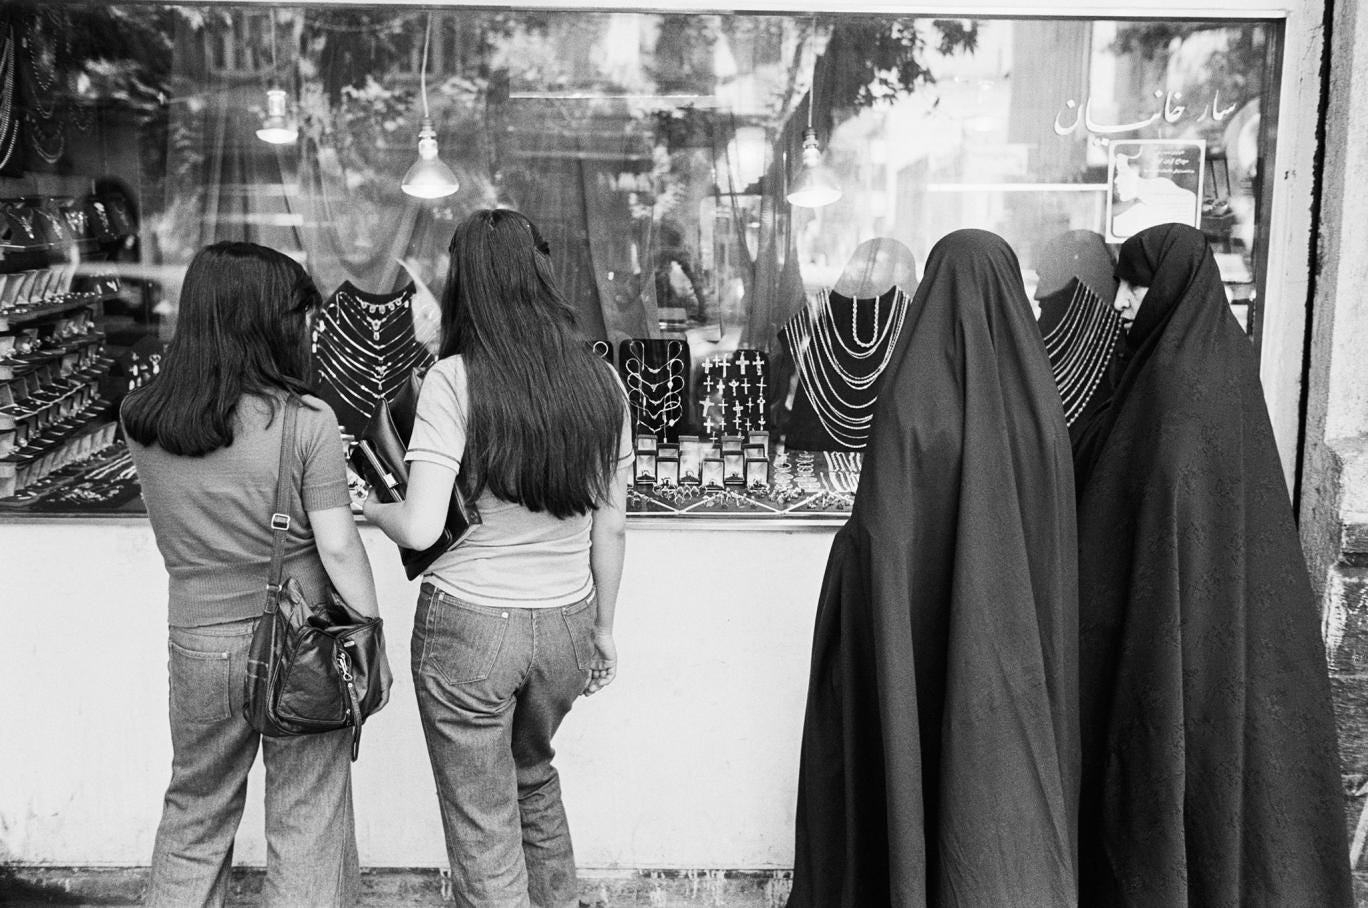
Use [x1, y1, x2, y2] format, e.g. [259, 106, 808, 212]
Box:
[822, 18, 980, 111]
[650, 17, 718, 95]
[1111, 23, 1265, 117]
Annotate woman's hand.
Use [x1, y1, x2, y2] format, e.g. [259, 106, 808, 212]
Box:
[583, 629, 617, 696]
[361, 487, 383, 523]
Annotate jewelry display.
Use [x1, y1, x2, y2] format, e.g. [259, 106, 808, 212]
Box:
[312, 281, 435, 436]
[30, 445, 140, 511]
[66, 98, 96, 135]
[782, 286, 910, 451]
[21, 9, 67, 169]
[699, 349, 769, 439]
[85, 199, 113, 240]
[103, 194, 136, 237]
[5, 202, 37, 242]
[618, 338, 689, 441]
[0, 24, 18, 175]
[620, 437, 864, 516]
[1039, 278, 1122, 427]
[25, 111, 62, 166]
[60, 202, 86, 239]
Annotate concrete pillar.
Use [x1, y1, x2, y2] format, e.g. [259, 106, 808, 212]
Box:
[1298, 0, 1368, 888]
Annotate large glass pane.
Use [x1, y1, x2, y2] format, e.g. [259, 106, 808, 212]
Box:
[0, 6, 1278, 517]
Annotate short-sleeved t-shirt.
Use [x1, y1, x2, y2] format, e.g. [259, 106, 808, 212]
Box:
[406, 355, 630, 609]
[126, 392, 351, 627]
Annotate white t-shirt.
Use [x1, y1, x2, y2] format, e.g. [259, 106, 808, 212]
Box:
[405, 355, 630, 608]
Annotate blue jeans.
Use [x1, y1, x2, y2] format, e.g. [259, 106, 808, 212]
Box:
[146, 617, 359, 908]
[412, 583, 594, 908]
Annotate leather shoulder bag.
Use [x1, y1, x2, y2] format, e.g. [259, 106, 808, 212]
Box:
[243, 396, 393, 760]
[350, 368, 481, 581]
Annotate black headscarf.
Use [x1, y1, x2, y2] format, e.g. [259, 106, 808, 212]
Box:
[789, 230, 1080, 907]
[1074, 223, 1352, 905]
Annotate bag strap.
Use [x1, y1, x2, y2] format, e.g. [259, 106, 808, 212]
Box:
[266, 396, 299, 610]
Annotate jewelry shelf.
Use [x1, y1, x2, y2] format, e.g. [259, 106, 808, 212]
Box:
[0, 330, 106, 382]
[0, 289, 120, 331]
[0, 236, 133, 257]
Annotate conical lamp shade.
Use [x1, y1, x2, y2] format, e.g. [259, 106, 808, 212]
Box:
[786, 128, 841, 208]
[402, 118, 459, 199]
[256, 88, 298, 145]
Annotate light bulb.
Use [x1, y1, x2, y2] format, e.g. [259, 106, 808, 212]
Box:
[256, 88, 298, 145]
[401, 118, 459, 199]
[786, 128, 841, 208]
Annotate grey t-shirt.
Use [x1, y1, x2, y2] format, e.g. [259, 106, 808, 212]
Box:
[126, 392, 351, 627]
[406, 356, 630, 608]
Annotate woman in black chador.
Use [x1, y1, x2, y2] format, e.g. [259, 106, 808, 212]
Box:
[1074, 223, 1352, 906]
[788, 230, 1080, 907]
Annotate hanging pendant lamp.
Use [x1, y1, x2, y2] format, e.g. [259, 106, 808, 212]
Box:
[401, 13, 459, 199]
[256, 87, 298, 144]
[786, 21, 840, 209]
[256, 13, 298, 145]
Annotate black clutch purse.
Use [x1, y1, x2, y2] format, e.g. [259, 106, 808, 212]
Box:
[351, 370, 480, 581]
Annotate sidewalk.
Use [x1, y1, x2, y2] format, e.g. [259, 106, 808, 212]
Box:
[0, 867, 794, 907]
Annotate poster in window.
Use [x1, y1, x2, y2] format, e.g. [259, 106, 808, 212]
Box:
[1105, 139, 1206, 243]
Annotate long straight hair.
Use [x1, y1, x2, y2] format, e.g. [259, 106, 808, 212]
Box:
[122, 242, 321, 456]
[439, 208, 621, 517]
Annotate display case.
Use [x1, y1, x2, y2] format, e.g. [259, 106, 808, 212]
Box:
[0, 4, 1282, 519]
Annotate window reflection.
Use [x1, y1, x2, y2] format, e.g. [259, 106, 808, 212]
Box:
[0, 6, 1277, 511]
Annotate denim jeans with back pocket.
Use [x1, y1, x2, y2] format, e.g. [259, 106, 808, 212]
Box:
[412, 583, 596, 908]
[145, 617, 359, 908]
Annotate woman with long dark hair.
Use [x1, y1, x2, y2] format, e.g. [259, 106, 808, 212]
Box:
[364, 208, 631, 908]
[788, 230, 1080, 907]
[123, 242, 379, 906]
[1074, 223, 1352, 905]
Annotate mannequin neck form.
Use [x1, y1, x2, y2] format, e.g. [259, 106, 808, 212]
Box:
[831, 237, 916, 299]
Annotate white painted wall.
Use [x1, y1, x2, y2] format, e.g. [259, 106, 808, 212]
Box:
[0, 519, 833, 869]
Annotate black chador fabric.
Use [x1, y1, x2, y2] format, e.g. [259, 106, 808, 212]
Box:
[1074, 224, 1352, 907]
[789, 230, 1080, 907]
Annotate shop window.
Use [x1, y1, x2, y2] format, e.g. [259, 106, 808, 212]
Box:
[0, 5, 1278, 518]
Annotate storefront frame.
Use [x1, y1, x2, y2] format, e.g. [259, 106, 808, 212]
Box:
[0, 0, 1333, 874]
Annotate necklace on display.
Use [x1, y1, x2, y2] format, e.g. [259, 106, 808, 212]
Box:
[809, 291, 909, 391]
[312, 283, 434, 429]
[786, 288, 911, 449]
[789, 319, 876, 448]
[89, 200, 111, 234]
[848, 293, 880, 347]
[62, 207, 86, 237]
[9, 206, 36, 239]
[335, 285, 411, 342]
[27, 111, 63, 164]
[0, 29, 17, 172]
[21, 18, 57, 120]
[1039, 280, 1120, 425]
[624, 340, 686, 433]
[819, 287, 908, 361]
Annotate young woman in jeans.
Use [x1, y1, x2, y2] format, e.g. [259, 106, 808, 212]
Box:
[124, 242, 381, 907]
[365, 209, 630, 908]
